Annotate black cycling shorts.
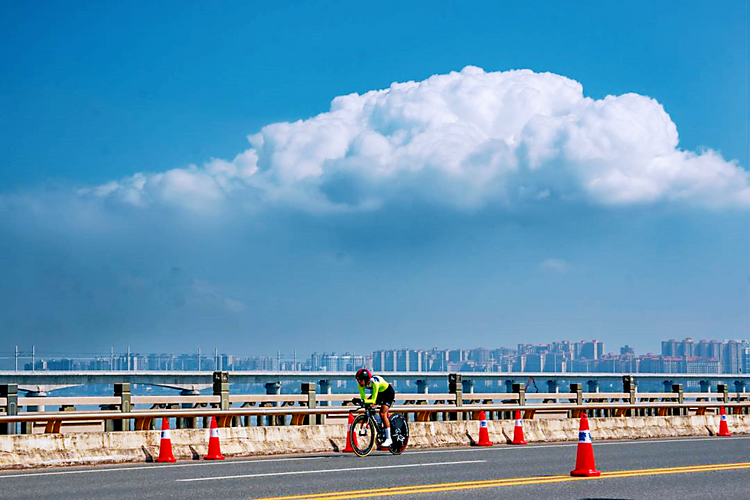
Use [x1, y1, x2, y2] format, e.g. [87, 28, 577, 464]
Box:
[375, 385, 396, 407]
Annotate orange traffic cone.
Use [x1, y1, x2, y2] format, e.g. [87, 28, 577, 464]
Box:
[476, 411, 493, 446]
[718, 407, 732, 437]
[342, 412, 357, 453]
[204, 416, 225, 460]
[510, 410, 527, 445]
[571, 413, 600, 477]
[156, 417, 177, 463]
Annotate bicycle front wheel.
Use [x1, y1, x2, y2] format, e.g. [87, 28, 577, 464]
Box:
[349, 414, 375, 457]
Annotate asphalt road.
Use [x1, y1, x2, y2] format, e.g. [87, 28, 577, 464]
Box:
[1, 436, 748, 500]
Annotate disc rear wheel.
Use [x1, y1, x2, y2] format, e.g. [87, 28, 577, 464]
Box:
[388, 414, 409, 455]
[350, 414, 375, 457]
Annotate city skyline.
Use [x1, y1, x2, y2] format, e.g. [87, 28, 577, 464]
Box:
[5, 336, 748, 375]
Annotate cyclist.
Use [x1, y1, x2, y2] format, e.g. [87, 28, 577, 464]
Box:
[355, 368, 395, 447]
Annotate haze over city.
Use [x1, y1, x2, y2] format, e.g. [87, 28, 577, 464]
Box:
[1, 1, 748, 358]
[5, 337, 749, 376]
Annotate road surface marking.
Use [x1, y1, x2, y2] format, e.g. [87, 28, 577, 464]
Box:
[176, 460, 486, 482]
[1, 435, 746, 480]
[406, 435, 750, 455]
[0, 456, 328, 479]
[255, 462, 750, 499]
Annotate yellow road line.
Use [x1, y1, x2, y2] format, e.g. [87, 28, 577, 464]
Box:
[255, 462, 750, 500]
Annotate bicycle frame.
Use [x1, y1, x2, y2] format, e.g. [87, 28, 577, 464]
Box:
[349, 400, 408, 456]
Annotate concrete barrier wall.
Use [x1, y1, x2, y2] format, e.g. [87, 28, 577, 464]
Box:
[1, 415, 747, 469]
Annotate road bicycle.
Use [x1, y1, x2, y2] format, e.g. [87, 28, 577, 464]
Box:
[349, 399, 409, 457]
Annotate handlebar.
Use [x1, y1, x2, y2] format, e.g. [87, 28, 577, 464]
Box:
[351, 398, 379, 410]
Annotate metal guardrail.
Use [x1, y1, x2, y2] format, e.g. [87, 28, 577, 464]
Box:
[3, 401, 750, 422]
[0, 401, 748, 433]
[2, 391, 748, 408]
[2, 372, 749, 435]
[1, 396, 749, 434]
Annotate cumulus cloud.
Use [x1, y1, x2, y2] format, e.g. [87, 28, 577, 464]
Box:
[80, 66, 750, 212]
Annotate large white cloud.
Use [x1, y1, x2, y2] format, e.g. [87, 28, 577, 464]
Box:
[82, 66, 750, 212]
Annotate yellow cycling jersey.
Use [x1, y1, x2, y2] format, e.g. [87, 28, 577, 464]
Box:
[358, 375, 390, 404]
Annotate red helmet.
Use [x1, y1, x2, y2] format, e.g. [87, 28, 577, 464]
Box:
[355, 368, 371, 383]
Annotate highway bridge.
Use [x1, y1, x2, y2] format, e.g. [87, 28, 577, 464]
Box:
[1, 373, 748, 497]
[1, 436, 747, 499]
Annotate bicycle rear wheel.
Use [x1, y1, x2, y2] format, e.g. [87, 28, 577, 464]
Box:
[350, 414, 375, 457]
[388, 414, 409, 455]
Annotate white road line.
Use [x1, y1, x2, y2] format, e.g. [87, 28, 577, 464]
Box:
[176, 460, 487, 482]
[1, 435, 746, 479]
[0, 456, 329, 479]
[406, 435, 750, 455]
[587, 436, 750, 447]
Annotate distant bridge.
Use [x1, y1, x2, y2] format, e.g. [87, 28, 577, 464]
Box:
[0, 370, 748, 394]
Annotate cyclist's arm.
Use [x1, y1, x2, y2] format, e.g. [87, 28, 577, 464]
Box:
[357, 385, 366, 402]
[364, 382, 381, 404]
[359, 377, 388, 405]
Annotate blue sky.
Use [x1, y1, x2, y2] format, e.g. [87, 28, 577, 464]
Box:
[1, 1, 748, 357]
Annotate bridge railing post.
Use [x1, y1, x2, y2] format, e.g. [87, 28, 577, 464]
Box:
[511, 382, 525, 406]
[672, 384, 684, 416]
[300, 383, 319, 425]
[574, 384, 583, 406]
[0, 384, 18, 435]
[623, 375, 636, 417]
[717, 384, 729, 408]
[569, 383, 582, 418]
[114, 383, 131, 431]
[448, 374, 462, 421]
[511, 382, 526, 418]
[213, 371, 230, 411]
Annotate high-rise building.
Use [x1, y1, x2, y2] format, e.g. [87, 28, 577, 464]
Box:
[468, 348, 490, 365]
[551, 341, 575, 358]
[524, 354, 544, 372]
[660, 357, 681, 373]
[722, 340, 745, 374]
[661, 339, 680, 357]
[681, 338, 696, 357]
[708, 341, 723, 360]
[683, 357, 720, 374]
[579, 340, 604, 360]
[543, 353, 566, 373]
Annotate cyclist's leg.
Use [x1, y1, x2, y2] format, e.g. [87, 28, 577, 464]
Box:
[380, 403, 390, 429]
[376, 386, 394, 429]
[377, 386, 395, 447]
[379, 403, 392, 446]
